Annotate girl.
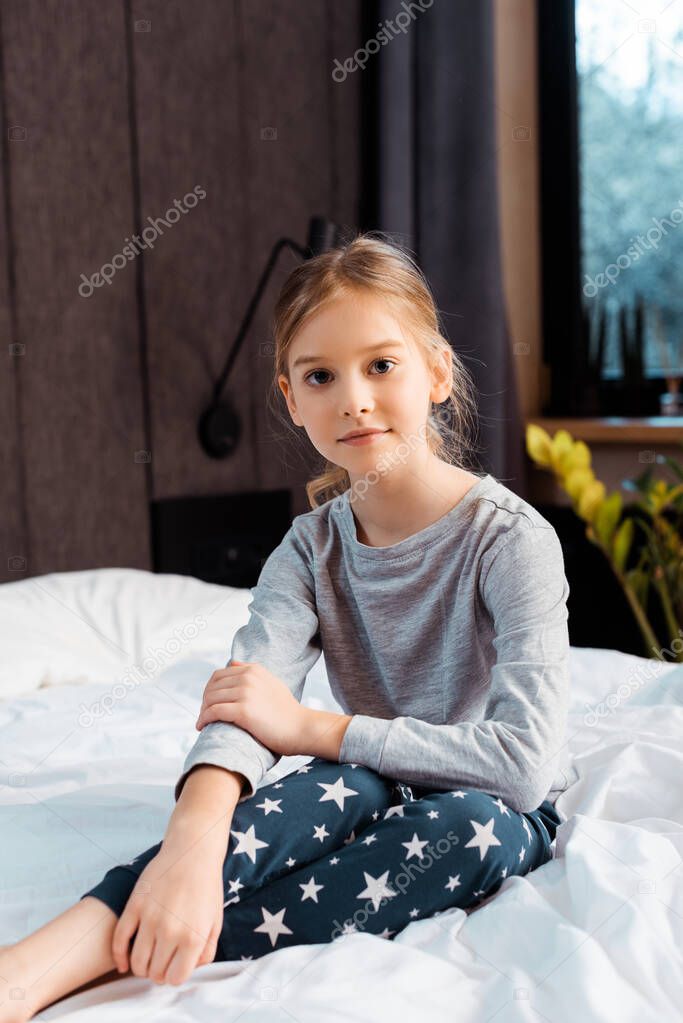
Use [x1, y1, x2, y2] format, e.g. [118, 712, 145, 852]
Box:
[0, 234, 571, 1021]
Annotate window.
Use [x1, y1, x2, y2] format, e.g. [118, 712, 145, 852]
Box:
[537, 0, 683, 415]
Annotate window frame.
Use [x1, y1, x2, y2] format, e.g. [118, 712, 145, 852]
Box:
[536, 0, 672, 416]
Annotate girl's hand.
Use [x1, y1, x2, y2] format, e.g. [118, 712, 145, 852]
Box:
[195, 660, 306, 757]
[112, 846, 224, 985]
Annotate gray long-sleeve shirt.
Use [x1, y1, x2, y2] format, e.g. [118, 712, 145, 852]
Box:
[175, 473, 575, 814]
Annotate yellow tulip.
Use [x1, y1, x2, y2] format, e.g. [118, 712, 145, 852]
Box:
[572, 440, 592, 468]
[549, 430, 573, 473]
[555, 440, 590, 479]
[526, 424, 553, 467]
[577, 480, 606, 522]
[563, 466, 594, 501]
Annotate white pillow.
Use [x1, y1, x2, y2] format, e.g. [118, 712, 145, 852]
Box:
[0, 567, 251, 700]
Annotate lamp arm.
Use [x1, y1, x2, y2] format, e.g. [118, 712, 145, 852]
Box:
[212, 236, 307, 404]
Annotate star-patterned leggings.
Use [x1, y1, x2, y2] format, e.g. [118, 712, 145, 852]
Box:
[80, 757, 561, 961]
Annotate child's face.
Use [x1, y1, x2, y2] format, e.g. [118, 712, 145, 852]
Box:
[278, 290, 451, 473]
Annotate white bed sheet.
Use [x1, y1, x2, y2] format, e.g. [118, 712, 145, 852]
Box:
[1, 569, 682, 1021]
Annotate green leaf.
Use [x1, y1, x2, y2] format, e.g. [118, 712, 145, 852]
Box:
[662, 455, 683, 482]
[593, 492, 623, 547]
[613, 518, 634, 573]
[622, 466, 654, 495]
[625, 567, 649, 606]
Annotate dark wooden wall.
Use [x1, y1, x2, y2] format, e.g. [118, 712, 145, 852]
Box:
[0, 0, 362, 583]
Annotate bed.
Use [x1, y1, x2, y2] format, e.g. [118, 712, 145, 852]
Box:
[1, 568, 681, 1021]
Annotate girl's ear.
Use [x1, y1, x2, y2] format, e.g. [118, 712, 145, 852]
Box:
[278, 374, 304, 427]
[429, 348, 453, 403]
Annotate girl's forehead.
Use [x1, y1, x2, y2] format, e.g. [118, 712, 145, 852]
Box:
[296, 294, 413, 343]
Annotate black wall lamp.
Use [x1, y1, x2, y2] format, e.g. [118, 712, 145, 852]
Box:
[198, 216, 345, 459]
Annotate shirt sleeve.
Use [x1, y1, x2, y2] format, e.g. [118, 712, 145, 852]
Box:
[175, 522, 322, 804]
[337, 525, 570, 813]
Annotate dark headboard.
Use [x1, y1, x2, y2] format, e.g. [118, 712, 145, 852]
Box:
[151, 489, 292, 589]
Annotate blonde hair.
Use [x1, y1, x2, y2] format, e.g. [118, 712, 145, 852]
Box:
[267, 230, 482, 510]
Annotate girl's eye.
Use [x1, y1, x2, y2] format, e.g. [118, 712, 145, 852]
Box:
[304, 358, 397, 387]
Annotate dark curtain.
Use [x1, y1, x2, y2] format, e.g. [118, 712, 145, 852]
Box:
[364, 0, 527, 496]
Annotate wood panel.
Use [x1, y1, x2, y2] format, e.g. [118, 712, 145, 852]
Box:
[0, 0, 150, 577]
[129, 0, 253, 500]
[0, 28, 26, 579]
[132, 0, 362, 515]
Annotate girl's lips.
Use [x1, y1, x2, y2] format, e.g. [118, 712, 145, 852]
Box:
[340, 429, 391, 446]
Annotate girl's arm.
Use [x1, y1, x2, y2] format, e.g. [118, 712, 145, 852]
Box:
[334, 525, 572, 814]
[164, 765, 247, 857]
[175, 521, 321, 806]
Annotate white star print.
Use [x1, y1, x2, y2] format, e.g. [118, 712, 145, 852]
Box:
[493, 797, 510, 816]
[522, 817, 533, 842]
[445, 874, 462, 892]
[356, 870, 398, 912]
[473, 888, 487, 897]
[329, 856, 340, 865]
[253, 907, 293, 947]
[285, 856, 296, 867]
[296, 764, 313, 774]
[273, 783, 283, 789]
[361, 833, 378, 847]
[317, 776, 359, 811]
[519, 846, 526, 862]
[451, 791, 467, 799]
[256, 797, 283, 816]
[427, 810, 440, 819]
[313, 824, 330, 843]
[300, 876, 324, 903]
[240, 955, 253, 961]
[402, 831, 430, 860]
[409, 908, 420, 918]
[339, 921, 358, 935]
[226, 878, 244, 895]
[501, 866, 508, 878]
[231, 824, 269, 864]
[378, 927, 394, 939]
[350, 764, 359, 769]
[372, 810, 380, 821]
[464, 818, 502, 861]
[384, 804, 405, 819]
